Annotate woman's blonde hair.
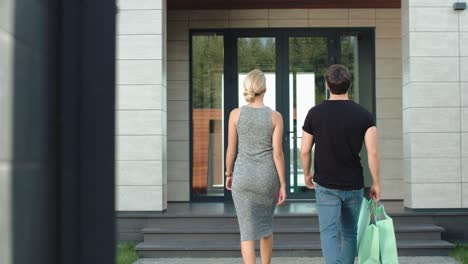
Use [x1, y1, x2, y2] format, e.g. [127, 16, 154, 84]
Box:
[243, 69, 266, 103]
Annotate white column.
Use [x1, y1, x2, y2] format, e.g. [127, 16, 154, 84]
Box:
[116, 0, 167, 211]
[402, 0, 466, 208]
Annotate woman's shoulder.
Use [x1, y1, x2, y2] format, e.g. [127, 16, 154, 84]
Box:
[230, 107, 241, 116]
[229, 108, 241, 125]
[270, 110, 283, 123]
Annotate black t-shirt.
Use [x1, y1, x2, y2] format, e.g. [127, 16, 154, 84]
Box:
[302, 100, 375, 190]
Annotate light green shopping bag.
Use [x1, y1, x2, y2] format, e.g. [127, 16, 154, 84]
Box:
[357, 198, 373, 248]
[375, 205, 399, 264]
[358, 199, 380, 264]
[359, 223, 380, 264]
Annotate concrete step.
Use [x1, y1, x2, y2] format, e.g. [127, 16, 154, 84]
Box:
[136, 241, 323, 258]
[141, 224, 443, 244]
[143, 214, 437, 229]
[396, 240, 455, 256]
[144, 216, 318, 228]
[135, 211, 455, 258]
[136, 239, 454, 258]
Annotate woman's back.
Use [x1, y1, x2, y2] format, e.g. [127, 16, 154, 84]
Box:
[232, 105, 280, 241]
[236, 105, 274, 162]
[225, 69, 286, 249]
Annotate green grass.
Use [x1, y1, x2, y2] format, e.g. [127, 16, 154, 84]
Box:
[450, 243, 468, 264]
[117, 243, 139, 264]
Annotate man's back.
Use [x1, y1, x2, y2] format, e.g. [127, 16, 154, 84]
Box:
[300, 64, 381, 264]
[302, 100, 375, 190]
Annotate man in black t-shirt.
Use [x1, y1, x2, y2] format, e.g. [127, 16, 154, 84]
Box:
[301, 64, 381, 264]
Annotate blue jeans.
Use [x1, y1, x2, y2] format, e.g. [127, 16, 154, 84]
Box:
[315, 183, 363, 264]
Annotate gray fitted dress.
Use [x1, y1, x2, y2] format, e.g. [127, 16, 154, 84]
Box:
[232, 105, 280, 241]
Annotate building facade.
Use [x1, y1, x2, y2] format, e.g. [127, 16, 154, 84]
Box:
[115, 0, 468, 211]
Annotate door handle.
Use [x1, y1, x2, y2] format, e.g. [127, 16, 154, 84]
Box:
[287, 131, 301, 140]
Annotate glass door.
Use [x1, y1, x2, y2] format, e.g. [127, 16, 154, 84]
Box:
[287, 37, 328, 198]
[222, 34, 278, 201]
[339, 33, 375, 188]
[284, 32, 374, 199]
[190, 28, 375, 201]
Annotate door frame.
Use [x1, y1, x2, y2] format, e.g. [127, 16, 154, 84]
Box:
[189, 28, 376, 202]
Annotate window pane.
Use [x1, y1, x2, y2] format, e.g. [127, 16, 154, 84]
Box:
[340, 36, 359, 102]
[288, 37, 328, 194]
[237, 38, 276, 110]
[191, 34, 224, 197]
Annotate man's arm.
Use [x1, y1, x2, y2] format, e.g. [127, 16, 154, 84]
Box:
[364, 126, 381, 201]
[300, 131, 315, 189]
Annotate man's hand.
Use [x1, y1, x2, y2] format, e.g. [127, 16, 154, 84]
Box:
[304, 174, 315, 190]
[226, 177, 232, 190]
[277, 185, 287, 206]
[370, 183, 381, 201]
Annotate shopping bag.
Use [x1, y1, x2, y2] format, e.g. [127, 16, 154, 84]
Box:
[358, 198, 380, 264]
[358, 223, 380, 264]
[357, 198, 373, 248]
[375, 205, 399, 264]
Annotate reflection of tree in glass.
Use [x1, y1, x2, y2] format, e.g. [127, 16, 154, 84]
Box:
[289, 37, 328, 105]
[191, 36, 358, 109]
[340, 36, 357, 100]
[192, 35, 224, 109]
[288, 38, 329, 192]
[238, 38, 276, 73]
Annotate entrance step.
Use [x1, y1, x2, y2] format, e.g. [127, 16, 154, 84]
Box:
[136, 241, 323, 258]
[142, 214, 438, 229]
[136, 215, 454, 258]
[396, 240, 455, 256]
[140, 223, 444, 245]
[136, 239, 454, 258]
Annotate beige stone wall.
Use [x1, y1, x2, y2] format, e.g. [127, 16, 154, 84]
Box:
[167, 8, 403, 201]
[402, 0, 468, 208]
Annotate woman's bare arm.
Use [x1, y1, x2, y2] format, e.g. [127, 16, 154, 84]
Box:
[225, 109, 239, 190]
[272, 111, 287, 205]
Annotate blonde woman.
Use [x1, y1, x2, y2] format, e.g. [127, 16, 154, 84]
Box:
[225, 69, 287, 264]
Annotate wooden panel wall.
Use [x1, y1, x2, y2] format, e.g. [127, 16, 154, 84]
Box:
[192, 109, 223, 193]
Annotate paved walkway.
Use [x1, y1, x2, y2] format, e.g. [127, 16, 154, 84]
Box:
[135, 257, 460, 264]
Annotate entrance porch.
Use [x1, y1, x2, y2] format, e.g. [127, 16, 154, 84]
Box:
[117, 201, 468, 258]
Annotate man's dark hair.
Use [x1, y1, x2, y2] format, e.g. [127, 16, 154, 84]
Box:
[325, 64, 352, 95]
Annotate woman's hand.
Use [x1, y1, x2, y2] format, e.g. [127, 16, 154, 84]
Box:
[226, 176, 233, 190]
[277, 185, 287, 206]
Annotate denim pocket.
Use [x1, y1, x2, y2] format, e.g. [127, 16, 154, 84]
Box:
[315, 185, 341, 206]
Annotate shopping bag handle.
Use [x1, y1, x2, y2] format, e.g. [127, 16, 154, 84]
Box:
[370, 200, 390, 223]
[368, 200, 384, 225]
